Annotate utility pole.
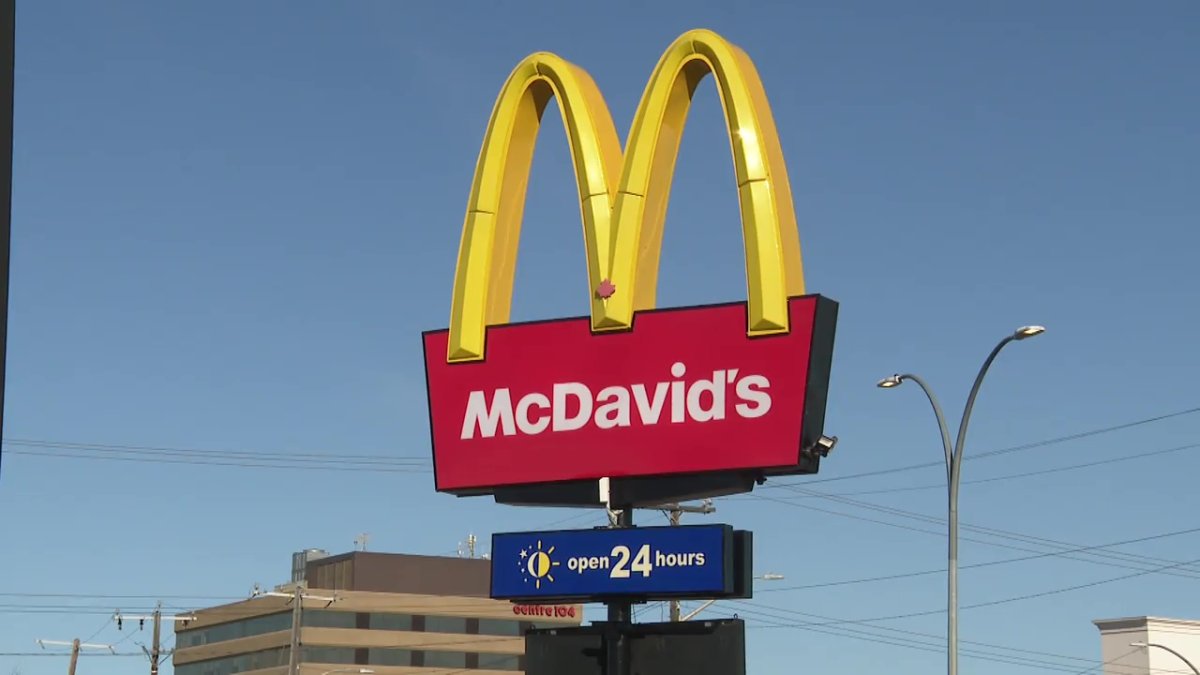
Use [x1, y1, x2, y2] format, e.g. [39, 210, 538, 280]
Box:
[288, 586, 301, 675]
[662, 500, 715, 621]
[115, 602, 194, 675]
[255, 586, 337, 675]
[36, 639, 115, 675]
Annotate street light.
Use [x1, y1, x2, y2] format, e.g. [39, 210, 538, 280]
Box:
[1131, 642, 1199, 675]
[319, 669, 375, 675]
[679, 573, 784, 621]
[877, 325, 1045, 675]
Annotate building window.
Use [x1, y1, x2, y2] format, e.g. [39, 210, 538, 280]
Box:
[300, 646, 355, 664]
[366, 648, 412, 666]
[174, 646, 289, 675]
[302, 611, 357, 629]
[424, 615, 468, 634]
[175, 613, 291, 648]
[424, 651, 467, 669]
[368, 613, 413, 631]
[477, 619, 523, 637]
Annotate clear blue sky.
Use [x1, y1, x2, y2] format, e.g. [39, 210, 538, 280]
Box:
[2, 1, 1198, 674]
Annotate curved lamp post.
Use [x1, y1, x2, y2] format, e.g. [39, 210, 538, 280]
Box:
[1131, 642, 1200, 675]
[877, 325, 1045, 675]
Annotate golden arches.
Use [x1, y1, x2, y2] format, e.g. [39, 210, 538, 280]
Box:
[447, 29, 805, 362]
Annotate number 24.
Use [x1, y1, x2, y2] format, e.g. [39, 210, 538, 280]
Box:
[610, 544, 652, 579]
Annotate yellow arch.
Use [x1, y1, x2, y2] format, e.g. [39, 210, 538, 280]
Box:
[449, 54, 622, 362]
[604, 29, 805, 334]
[447, 29, 804, 362]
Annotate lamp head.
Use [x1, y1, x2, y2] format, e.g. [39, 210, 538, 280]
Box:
[1130, 642, 1148, 648]
[1014, 325, 1046, 340]
[877, 375, 904, 389]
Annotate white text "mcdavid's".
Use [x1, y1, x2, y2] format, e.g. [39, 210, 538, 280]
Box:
[459, 363, 772, 440]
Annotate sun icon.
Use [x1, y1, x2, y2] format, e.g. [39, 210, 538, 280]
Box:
[521, 540, 559, 589]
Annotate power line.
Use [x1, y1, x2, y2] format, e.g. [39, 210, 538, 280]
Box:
[0, 648, 140, 653]
[754, 488, 1200, 577]
[2, 438, 432, 472]
[807, 441, 1200, 498]
[5, 405, 1197, 476]
[3, 438, 430, 462]
[743, 555, 1200, 629]
[729, 600, 1199, 675]
[4, 448, 431, 473]
[749, 491, 1200, 583]
[725, 604, 1195, 675]
[754, 524, 1200, 593]
[730, 600, 1093, 665]
[725, 606, 1097, 674]
[763, 405, 1200, 488]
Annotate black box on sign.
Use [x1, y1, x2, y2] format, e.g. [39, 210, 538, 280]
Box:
[525, 618, 746, 675]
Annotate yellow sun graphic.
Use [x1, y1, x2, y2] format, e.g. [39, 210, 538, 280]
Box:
[525, 540, 560, 589]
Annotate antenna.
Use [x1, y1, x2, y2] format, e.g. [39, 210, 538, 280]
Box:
[354, 533, 370, 552]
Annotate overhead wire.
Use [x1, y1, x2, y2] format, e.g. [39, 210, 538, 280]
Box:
[749, 489, 1200, 578]
[3, 448, 431, 473]
[748, 491, 1200, 584]
[739, 555, 1200, 629]
[3, 438, 430, 463]
[728, 600, 1198, 675]
[722, 603, 1196, 675]
[754, 524, 1200, 593]
[728, 600, 1092, 666]
[763, 405, 1200, 488]
[0, 652, 143, 657]
[722, 605, 1098, 674]
[5, 405, 1197, 477]
[798, 441, 1200, 498]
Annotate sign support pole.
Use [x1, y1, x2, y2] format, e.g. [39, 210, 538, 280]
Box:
[605, 506, 633, 675]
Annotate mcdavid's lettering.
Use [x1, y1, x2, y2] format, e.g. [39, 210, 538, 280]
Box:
[423, 295, 837, 494]
[459, 362, 772, 440]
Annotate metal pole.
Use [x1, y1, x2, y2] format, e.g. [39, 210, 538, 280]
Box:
[0, 0, 14, 480]
[605, 508, 632, 675]
[893, 373, 955, 675]
[949, 334, 1016, 675]
[886, 333, 1026, 675]
[1135, 642, 1200, 675]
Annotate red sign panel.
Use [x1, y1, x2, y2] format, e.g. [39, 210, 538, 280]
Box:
[422, 295, 837, 495]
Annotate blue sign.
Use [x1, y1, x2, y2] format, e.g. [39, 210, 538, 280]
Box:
[490, 525, 734, 601]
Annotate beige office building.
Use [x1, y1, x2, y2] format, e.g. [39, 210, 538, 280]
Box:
[173, 551, 583, 675]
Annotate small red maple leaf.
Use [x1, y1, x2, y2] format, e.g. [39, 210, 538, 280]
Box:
[595, 279, 616, 299]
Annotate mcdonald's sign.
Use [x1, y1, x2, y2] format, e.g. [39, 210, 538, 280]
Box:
[422, 29, 838, 497]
